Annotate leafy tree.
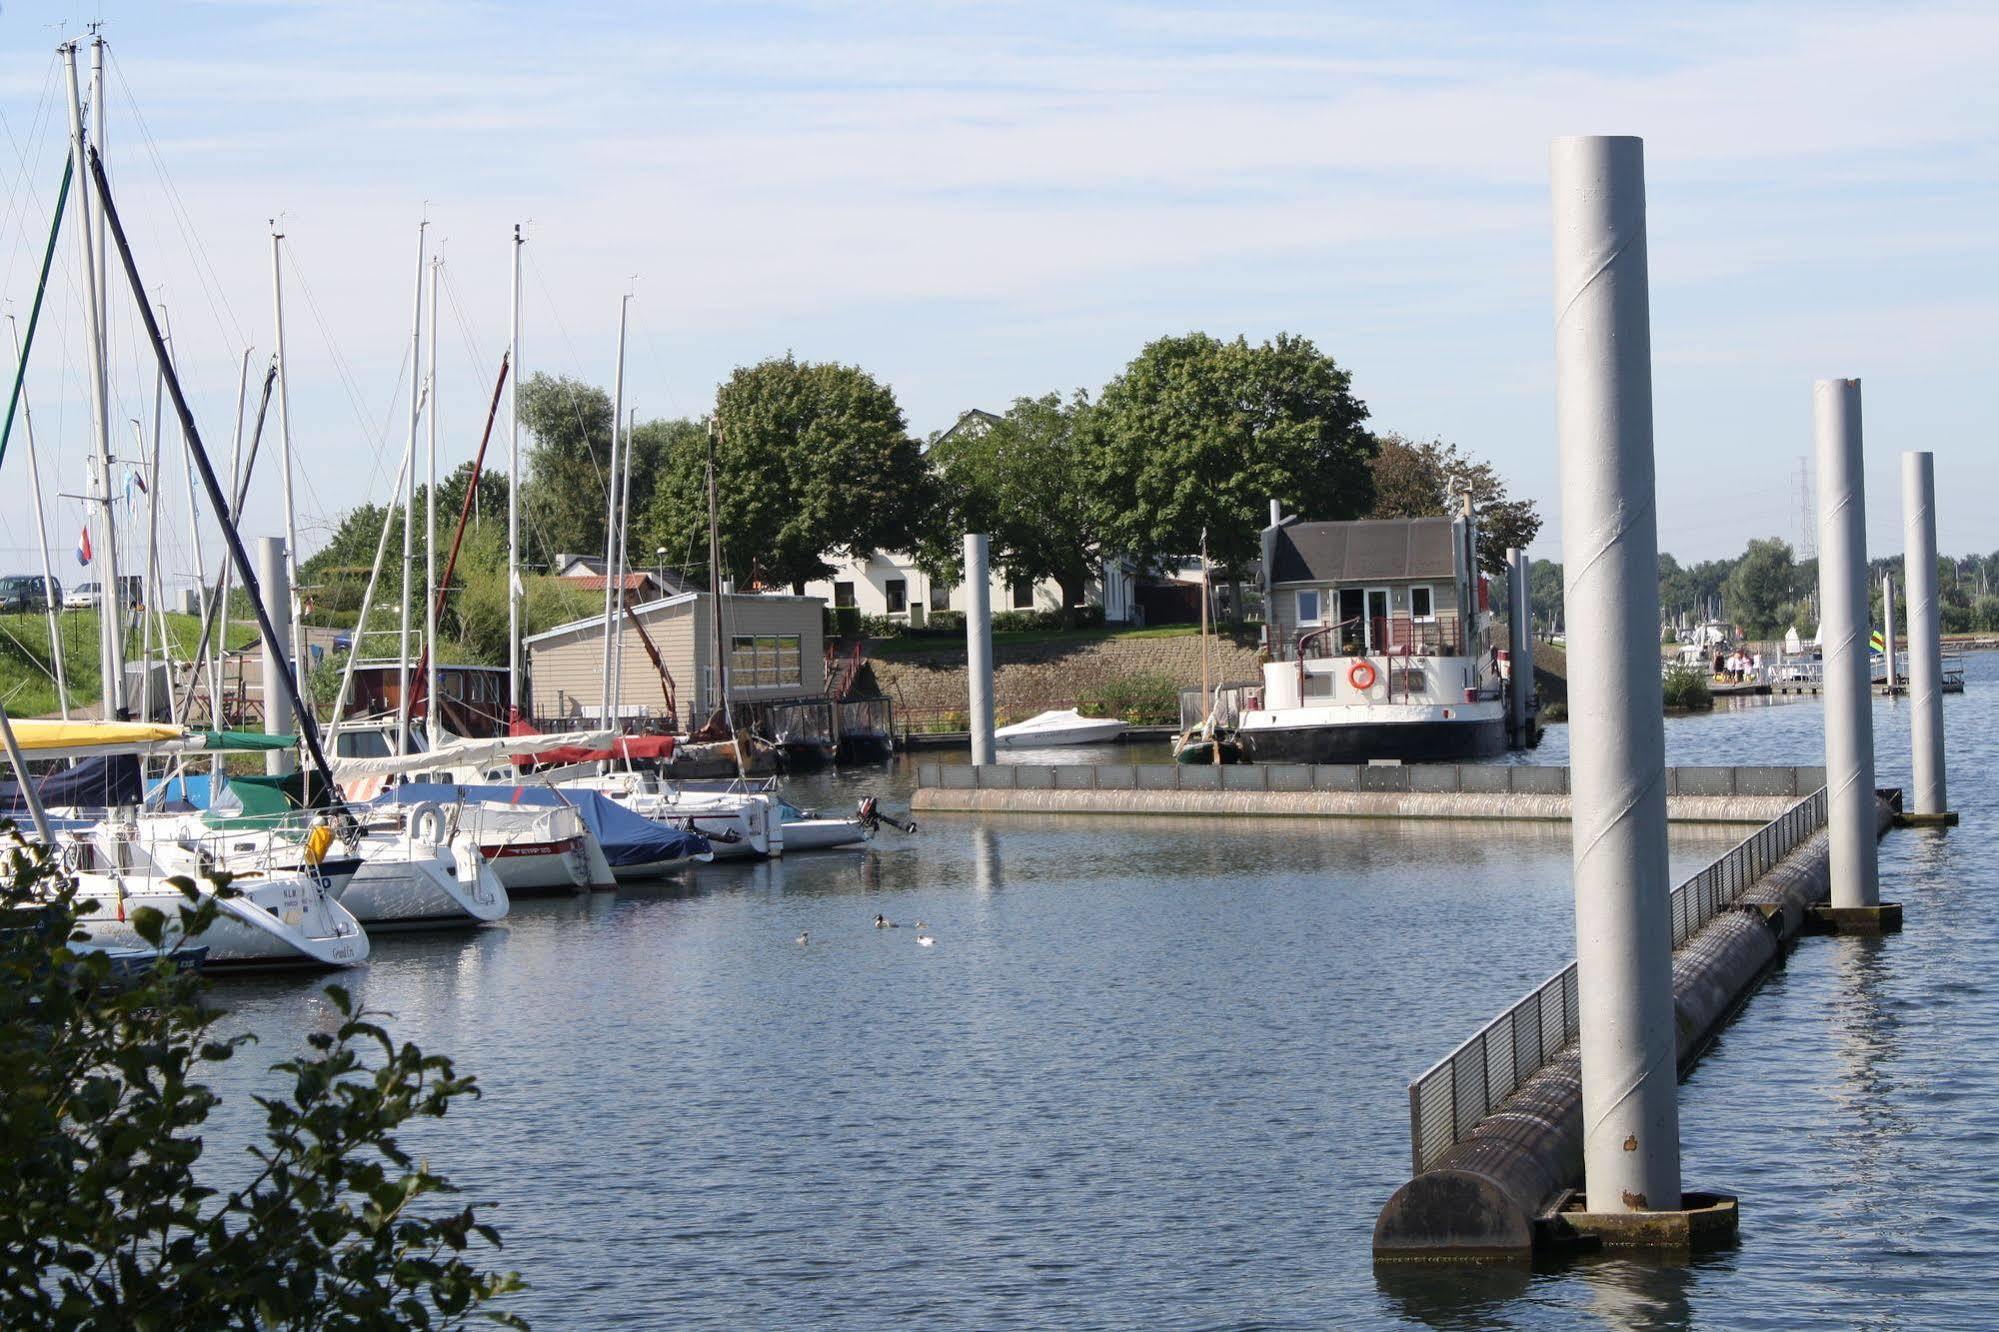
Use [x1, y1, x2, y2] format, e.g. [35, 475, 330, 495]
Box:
[1083, 332, 1375, 581]
[0, 833, 523, 1327]
[643, 356, 930, 592]
[1367, 432, 1542, 574]
[518, 373, 668, 572]
[1529, 558, 1565, 634]
[1724, 537, 1799, 637]
[925, 392, 1103, 619]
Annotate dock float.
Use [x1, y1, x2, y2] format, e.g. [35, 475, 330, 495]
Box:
[911, 762, 1827, 825]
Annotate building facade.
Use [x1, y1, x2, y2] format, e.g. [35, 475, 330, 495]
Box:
[795, 553, 1132, 625]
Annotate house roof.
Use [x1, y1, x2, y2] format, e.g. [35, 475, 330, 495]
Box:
[565, 573, 661, 592]
[1269, 517, 1460, 586]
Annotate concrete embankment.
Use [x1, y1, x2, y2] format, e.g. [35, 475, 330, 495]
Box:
[911, 762, 1824, 825]
[1370, 794, 1895, 1260]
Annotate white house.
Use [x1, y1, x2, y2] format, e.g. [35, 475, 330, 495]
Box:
[797, 552, 1134, 624]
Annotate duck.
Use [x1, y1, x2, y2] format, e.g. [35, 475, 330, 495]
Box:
[874, 914, 895, 929]
[795, 931, 810, 945]
[916, 933, 935, 947]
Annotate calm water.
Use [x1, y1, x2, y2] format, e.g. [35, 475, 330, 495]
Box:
[199, 656, 1999, 1328]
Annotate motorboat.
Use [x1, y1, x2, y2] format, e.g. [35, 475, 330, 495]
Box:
[370, 781, 706, 883]
[993, 709, 1128, 749]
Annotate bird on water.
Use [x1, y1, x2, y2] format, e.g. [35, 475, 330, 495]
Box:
[916, 933, 935, 947]
[796, 931, 809, 945]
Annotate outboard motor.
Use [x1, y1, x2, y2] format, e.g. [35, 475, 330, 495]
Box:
[857, 796, 916, 835]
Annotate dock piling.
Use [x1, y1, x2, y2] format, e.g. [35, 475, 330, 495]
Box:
[1550, 134, 1683, 1219]
[1813, 380, 1884, 914]
[964, 533, 995, 765]
[1901, 451, 1951, 821]
[1507, 546, 1532, 745]
[256, 535, 297, 776]
[1883, 575, 1897, 693]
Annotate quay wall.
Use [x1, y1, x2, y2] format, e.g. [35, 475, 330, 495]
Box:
[911, 762, 1824, 825]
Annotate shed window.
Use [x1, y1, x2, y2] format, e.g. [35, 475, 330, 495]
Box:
[730, 634, 804, 688]
[1411, 585, 1436, 623]
[885, 579, 908, 614]
[1296, 589, 1322, 625]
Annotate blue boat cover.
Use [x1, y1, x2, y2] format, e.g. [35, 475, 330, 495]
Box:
[1, 755, 143, 814]
[369, 782, 709, 868]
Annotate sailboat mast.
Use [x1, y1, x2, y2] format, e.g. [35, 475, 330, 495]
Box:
[1199, 532, 1212, 723]
[270, 223, 308, 708]
[425, 254, 441, 742]
[507, 224, 523, 719]
[62, 42, 124, 719]
[612, 402, 636, 710]
[706, 419, 729, 731]
[598, 294, 629, 724]
[90, 33, 107, 355]
[212, 347, 251, 723]
[9, 318, 68, 719]
[396, 219, 427, 756]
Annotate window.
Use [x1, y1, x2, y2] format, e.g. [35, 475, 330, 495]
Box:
[885, 579, 908, 614]
[1365, 588, 1390, 652]
[1296, 589, 1322, 625]
[1011, 576, 1035, 610]
[833, 582, 855, 608]
[729, 634, 804, 689]
[1411, 585, 1436, 623]
[929, 581, 951, 611]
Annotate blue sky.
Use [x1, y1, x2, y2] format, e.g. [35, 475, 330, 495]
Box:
[0, 0, 1993, 593]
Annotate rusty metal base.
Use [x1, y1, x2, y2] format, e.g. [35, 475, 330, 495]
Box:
[1894, 811, 1959, 828]
[1807, 903, 1904, 934]
[1547, 1191, 1739, 1252]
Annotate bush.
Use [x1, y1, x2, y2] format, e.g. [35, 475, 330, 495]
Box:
[925, 610, 966, 634]
[1078, 671, 1181, 725]
[1662, 664, 1713, 710]
[0, 831, 524, 1326]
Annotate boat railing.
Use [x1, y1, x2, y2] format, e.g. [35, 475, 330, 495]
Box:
[1402, 787, 1829, 1175]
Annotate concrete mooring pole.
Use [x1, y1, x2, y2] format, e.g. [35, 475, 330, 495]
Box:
[1507, 547, 1532, 745]
[1550, 135, 1681, 1215]
[1883, 575, 1897, 693]
[1902, 451, 1949, 819]
[256, 536, 298, 777]
[1814, 380, 1880, 911]
[964, 534, 996, 765]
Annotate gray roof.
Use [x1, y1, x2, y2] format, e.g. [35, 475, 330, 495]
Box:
[1269, 517, 1460, 585]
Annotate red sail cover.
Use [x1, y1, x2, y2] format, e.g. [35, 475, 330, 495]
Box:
[509, 724, 676, 768]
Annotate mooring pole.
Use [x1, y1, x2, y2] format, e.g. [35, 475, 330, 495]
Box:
[257, 536, 297, 777]
[1814, 379, 1880, 910]
[1507, 547, 1531, 745]
[964, 534, 996, 765]
[1901, 451, 1948, 818]
[1550, 135, 1681, 1214]
[1882, 575, 1897, 693]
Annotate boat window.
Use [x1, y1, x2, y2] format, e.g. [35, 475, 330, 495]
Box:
[1296, 589, 1321, 625]
[1411, 585, 1435, 623]
[885, 579, 908, 614]
[1338, 588, 1366, 653]
[1366, 588, 1390, 652]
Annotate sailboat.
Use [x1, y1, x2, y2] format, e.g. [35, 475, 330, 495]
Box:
[1172, 532, 1241, 764]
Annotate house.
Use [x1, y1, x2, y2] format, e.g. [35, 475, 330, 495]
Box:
[797, 552, 1133, 624]
[552, 553, 700, 604]
[525, 591, 825, 728]
[1260, 514, 1482, 660]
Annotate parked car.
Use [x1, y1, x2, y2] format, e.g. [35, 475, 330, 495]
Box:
[0, 574, 59, 614]
[65, 580, 102, 610]
[64, 576, 143, 611]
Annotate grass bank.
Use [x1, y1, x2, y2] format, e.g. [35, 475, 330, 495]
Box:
[0, 610, 256, 718]
[866, 623, 1206, 660]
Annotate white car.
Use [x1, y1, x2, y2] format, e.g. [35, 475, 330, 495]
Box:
[65, 581, 101, 609]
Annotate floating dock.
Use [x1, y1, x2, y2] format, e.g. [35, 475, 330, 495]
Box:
[911, 762, 1826, 825]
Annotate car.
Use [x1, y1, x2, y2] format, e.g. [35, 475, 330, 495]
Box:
[64, 576, 143, 612]
[65, 581, 101, 610]
[0, 574, 60, 614]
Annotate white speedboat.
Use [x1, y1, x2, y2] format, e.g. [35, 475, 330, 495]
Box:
[994, 709, 1128, 748]
[62, 826, 369, 969]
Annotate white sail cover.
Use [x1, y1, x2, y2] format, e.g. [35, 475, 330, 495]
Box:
[326, 729, 616, 784]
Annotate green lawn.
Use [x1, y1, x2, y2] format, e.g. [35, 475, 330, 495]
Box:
[0, 609, 257, 719]
[865, 622, 1208, 659]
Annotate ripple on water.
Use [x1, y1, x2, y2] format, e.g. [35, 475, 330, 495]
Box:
[189, 654, 1999, 1328]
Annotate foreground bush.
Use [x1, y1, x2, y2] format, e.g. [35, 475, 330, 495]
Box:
[0, 831, 524, 1328]
[1662, 664, 1714, 710]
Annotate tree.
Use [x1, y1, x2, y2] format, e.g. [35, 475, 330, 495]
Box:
[1366, 432, 1542, 575]
[1724, 537, 1799, 637]
[1529, 558, 1565, 634]
[518, 373, 668, 571]
[643, 356, 930, 592]
[925, 393, 1103, 619]
[0, 836, 523, 1327]
[1083, 332, 1376, 580]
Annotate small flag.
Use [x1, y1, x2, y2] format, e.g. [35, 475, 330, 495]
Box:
[1869, 630, 1886, 654]
[75, 525, 92, 567]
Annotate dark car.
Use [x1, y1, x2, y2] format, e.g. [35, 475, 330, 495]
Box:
[0, 574, 59, 614]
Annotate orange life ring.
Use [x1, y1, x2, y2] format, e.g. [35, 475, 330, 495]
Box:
[1348, 659, 1378, 690]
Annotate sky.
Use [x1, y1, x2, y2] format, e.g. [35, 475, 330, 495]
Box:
[0, 0, 1993, 597]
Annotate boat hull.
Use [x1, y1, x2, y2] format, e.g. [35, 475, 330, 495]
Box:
[995, 722, 1128, 748]
[481, 834, 611, 895]
[340, 838, 510, 929]
[1238, 713, 1507, 764]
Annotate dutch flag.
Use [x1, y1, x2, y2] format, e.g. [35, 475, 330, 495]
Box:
[75, 524, 92, 567]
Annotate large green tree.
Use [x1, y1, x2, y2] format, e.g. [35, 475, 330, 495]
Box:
[1724, 537, 1800, 637]
[643, 356, 930, 592]
[1366, 432, 1542, 575]
[1083, 332, 1375, 578]
[925, 393, 1102, 617]
[517, 373, 668, 570]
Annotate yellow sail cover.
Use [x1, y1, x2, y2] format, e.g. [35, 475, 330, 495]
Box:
[9, 720, 186, 751]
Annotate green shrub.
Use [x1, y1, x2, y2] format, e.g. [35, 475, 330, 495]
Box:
[1077, 671, 1181, 725]
[1662, 664, 1713, 710]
